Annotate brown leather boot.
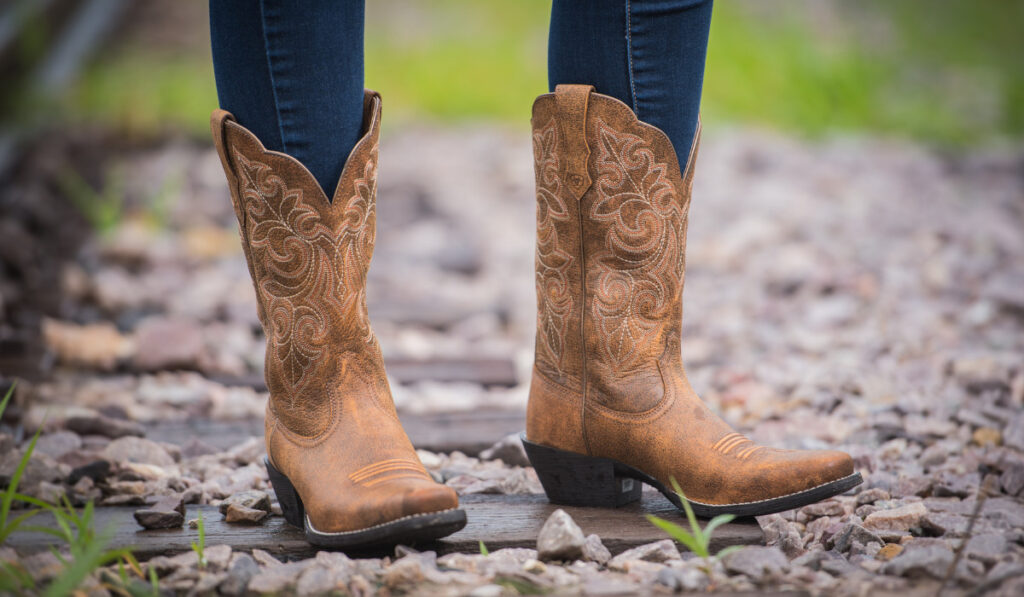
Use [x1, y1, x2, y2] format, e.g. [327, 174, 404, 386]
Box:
[210, 91, 465, 547]
[523, 85, 862, 517]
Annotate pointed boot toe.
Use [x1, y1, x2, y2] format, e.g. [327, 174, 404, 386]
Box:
[399, 482, 460, 518]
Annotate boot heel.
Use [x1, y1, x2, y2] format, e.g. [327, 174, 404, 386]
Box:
[521, 434, 642, 507]
[265, 458, 305, 528]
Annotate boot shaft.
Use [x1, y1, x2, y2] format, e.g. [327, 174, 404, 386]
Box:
[532, 85, 701, 413]
[211, 91, 391, 437]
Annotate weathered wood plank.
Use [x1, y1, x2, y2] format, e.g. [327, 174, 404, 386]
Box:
[7, 494, 762, 560]
[209, 355, 518, 390]
[145, 410, 527, 456]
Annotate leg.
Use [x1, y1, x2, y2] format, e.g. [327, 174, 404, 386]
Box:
[548, 0, 712, 157]
[209, 0, 365, 196]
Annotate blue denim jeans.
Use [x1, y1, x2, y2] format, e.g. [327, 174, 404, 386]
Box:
[209, 0, 365, 196]
[209, 0, 712, 195]
[549, 0, 713, 160]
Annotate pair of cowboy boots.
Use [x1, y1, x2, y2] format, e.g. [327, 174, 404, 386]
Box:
[211, 86, 861, 548]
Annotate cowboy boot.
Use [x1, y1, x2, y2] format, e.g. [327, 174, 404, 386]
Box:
[210, 90, 465, 547]
[522, 85, 862, 517]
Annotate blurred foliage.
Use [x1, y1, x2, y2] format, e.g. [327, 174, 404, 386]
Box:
[16, 0, 1024, 144]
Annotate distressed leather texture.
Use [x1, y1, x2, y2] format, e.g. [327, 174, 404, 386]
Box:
[526, 85, 854, 506]
[211, 91, 458, 533]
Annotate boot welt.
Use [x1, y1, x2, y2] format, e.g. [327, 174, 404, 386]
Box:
[522, 434, 863, 518]
[266, 458, 467, 548]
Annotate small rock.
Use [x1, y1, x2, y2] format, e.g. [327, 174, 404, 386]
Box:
[949, 356, 1011, 392]
[877, 543, 903, 561]
[468, 585, 506, 597]
[33, 431, 82, 459]
[219, 490, 271, 514]
[296, 564, 349, 596]
[522, 558, 546, 574]
[102, 436, 175, 467]
[181, 437, 220, 459]
[42, 318, 132, 371]
[800, 499, 845, 518]
[252, 549, 282, 568]
[830, 523, 882, 553]
[382, 552, 447, 587]
[1001, 462, 1024, 496]
[721, 546, 790, 580]
[855, 504, 880, 519]
[219, 553, 258, 596]
[536, 509, 586, 561]
[1004, 413, 1024, 451]
[0, 449, 65, 488]
[67, 460, 111, 484]
[224, 504, 268, 524]
[132, 316, 206, 371]
[479, 433, 530, 467]
[964, 533, 1007, 565]
[66, 414, 144, 439]
[855, 488, 890, 505]
[890, 476, 933, 498]
[133, 494, 184, 529]
[607, 539, 680, 571]
[863, 501, 927, 533]
[759, 514, 805, 558]
[203, 544, 233, 570]
[654, 567, 680, 591]
[674, 563, 712, 591]
[920, 512, 972, 536]
[882, 541, 958, 579]
[581, 534, 611, 564]
[20, 551, 64, 584]
[932, 472, 980, 498]
[35, 481, 66, 503]
[246, 561, 309, 594]
[973, 427, 1002, 447]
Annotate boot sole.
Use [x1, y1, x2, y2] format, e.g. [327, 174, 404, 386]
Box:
[265, 458, 467, 548]
[521, 434, 863, 518]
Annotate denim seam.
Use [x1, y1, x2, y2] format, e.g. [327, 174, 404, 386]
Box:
[625, 0, 639, 115]
[259, 0, 288, 155]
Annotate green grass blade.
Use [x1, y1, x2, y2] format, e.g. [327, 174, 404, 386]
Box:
[669, 478, 706, 554]
[715, 545, 745, 560]
[0, 383, 14, 419]
[645, 514, 702, 555]
[42, 526, 116, 597]
[1, 426, 43, 532]
[11, 493, 58, 510]
[149, 566, 159, 596]
[702, 513, 736, 540]
[0, 508, 41, 543]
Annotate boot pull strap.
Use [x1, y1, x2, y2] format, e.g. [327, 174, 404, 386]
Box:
[554, 84, 594, 200]
[210, 109, 246, 227]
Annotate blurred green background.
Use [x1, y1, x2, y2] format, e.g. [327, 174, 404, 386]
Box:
[8, 0, 1024, 144]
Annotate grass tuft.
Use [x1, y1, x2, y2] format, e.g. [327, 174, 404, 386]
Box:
[646, 478, 743, 577]
[0, 383, 151, 595]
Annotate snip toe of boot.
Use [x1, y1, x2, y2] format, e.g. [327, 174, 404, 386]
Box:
[399, 482, 460, 517]
[786, 449, 856, 494]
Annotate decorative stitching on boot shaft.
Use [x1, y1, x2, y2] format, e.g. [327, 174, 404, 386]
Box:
[232, 144, 379, 395]
[533, 118, 575, 380]
[590, 118, 683, 372]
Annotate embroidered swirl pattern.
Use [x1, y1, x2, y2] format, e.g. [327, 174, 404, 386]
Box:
[533, 119, 574, 375]
[233, 145, 379, 393]
[590, 119, 683, 370]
